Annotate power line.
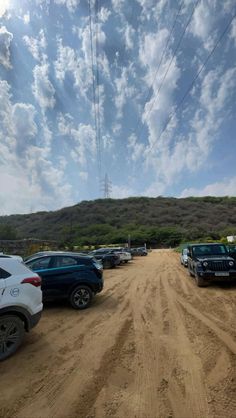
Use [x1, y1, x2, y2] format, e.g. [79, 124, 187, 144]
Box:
[95, 0, 102, 179]
[88, 0, 100, 180]
[132, 0, 184, 139]
[135, 0, 200, 143]
[148, 11, 236, 154]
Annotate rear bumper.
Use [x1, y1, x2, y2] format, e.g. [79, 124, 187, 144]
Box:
[28, 310, 42, 330]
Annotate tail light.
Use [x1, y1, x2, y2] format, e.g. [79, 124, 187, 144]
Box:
[21, 276, 42, 287]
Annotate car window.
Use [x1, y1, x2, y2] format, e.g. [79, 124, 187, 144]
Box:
[55, 256, 78, 267]
[0, 268, 11, 279]
[27, 257, 52, 270]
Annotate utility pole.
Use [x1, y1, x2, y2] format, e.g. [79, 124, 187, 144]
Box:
[101, 173, 112, 198]
[128, 234, 131, 249]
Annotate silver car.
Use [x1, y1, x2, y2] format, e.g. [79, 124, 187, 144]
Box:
[180, 248, 188, 267]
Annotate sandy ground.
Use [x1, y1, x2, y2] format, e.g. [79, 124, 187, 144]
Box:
[1, 250, 236, 418]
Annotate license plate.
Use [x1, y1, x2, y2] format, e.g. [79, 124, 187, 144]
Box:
[215, 272, 229, 277]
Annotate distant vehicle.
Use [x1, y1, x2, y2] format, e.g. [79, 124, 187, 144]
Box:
[105, 248, 132, 263]
[25, 252, 103, 309]
[187, 243, 236, 287]
[130, 247, 148, 256]
[227, 245, 236, 261]
[0, 258, 42, 361]
[180, 248, 188, 267]
[90, 249, 120, 269]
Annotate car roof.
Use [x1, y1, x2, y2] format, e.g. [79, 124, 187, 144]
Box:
[0, 258, 37, 275]
[25, 251, 93, 261]
[188, 243, 225, 247]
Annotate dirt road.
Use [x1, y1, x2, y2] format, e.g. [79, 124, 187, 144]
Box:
[1, 250, 236, 418]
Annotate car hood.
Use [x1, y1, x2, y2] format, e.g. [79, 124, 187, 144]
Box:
[196, 255, 234, 262]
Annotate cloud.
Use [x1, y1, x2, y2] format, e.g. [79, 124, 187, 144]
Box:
[139, 28, 180, 146]
[32, 63, 56, 110]
[230, 18, 236, 47]
[0, 26, 13, 69]
[0, 80, 73, 214]
[128, 134, 145, 162]
[57, 113, 97, 169]
[114, 66, 136, 119]
[189, 0, 218, 50]
[11, 103, 38, 156]
[140, 64, 236, 195]
[71, 124, 96, 167]
[99, 7, 111, 23]
[112, 184, 136, 199]
[23, 11, 30, 24]
[180, 177, 236, 197]
[23, 29, 47, 61]
[121, 23, 135, 50]
[54, 0, 80, 13]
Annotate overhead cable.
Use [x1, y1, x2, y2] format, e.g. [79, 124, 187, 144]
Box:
[148, 11, 236, 154]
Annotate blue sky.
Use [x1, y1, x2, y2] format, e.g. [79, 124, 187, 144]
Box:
[0, 0, 236, 214]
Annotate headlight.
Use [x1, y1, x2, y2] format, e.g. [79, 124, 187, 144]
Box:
[203, 261, 208, 267]
[229, 261, 234, 267]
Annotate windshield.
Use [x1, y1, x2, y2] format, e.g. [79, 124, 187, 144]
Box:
[192, 245, 227, 256]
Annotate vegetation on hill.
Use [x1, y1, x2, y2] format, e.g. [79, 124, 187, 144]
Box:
[0, 196, 236, 247]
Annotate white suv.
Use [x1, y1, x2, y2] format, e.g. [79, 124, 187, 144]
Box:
[0, 258, 43, 361]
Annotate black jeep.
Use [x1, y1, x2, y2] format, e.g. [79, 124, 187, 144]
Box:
[187, 243, 236, 287]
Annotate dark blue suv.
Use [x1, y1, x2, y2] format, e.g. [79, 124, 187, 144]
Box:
[25, 252, 103, 309]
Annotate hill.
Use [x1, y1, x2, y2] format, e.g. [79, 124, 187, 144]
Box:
[0, 196, 236, 247]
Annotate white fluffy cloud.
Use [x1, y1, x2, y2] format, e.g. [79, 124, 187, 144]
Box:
[0, 80, 73, 214]
[57, 113, 96, 169]
[114, 66, 136, 119]
[139, 28, 180, 147]
[180, 177, 236, 197]
[139, 64, 236, 195]
[54, 0, 79, 12]
[0, 26, 13, 69]
[190, 0, 219, 50]
[71, 124, 96, 167]
[23, 29, 47, 61]
[32, 63, 56, 110]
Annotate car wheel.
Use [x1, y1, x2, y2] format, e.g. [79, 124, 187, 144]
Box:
[195, 274, 209, 287]
[69, 285, 93, 309]
[0, 315, 25, 361]
[103, 260, 112, 269]
[188, 269, 194, 277]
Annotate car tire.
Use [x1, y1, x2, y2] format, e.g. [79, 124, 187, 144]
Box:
[195, 274, 209, 287]
[103, 260, 112, 269]
[188, 269, 194, 277]
[0, 315, 25, 361]
[69, 285, 93, 309]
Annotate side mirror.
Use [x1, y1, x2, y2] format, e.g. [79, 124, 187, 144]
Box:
[187, 250, 190, 257]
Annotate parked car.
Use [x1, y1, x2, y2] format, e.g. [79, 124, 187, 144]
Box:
[0, 253, 23, 262]
[0, 258, 42, 361]
[105, 248, 132, 263]
[89, 249, 120, 269]
[227, 245, 236, 260]
[130, 247, 148, 256]
[187, 243, 236, 287]
[180, 248, 188, 267]
[25, 252, 103, 309]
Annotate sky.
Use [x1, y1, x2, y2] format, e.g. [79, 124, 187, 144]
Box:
[0, 0, 236, 215]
